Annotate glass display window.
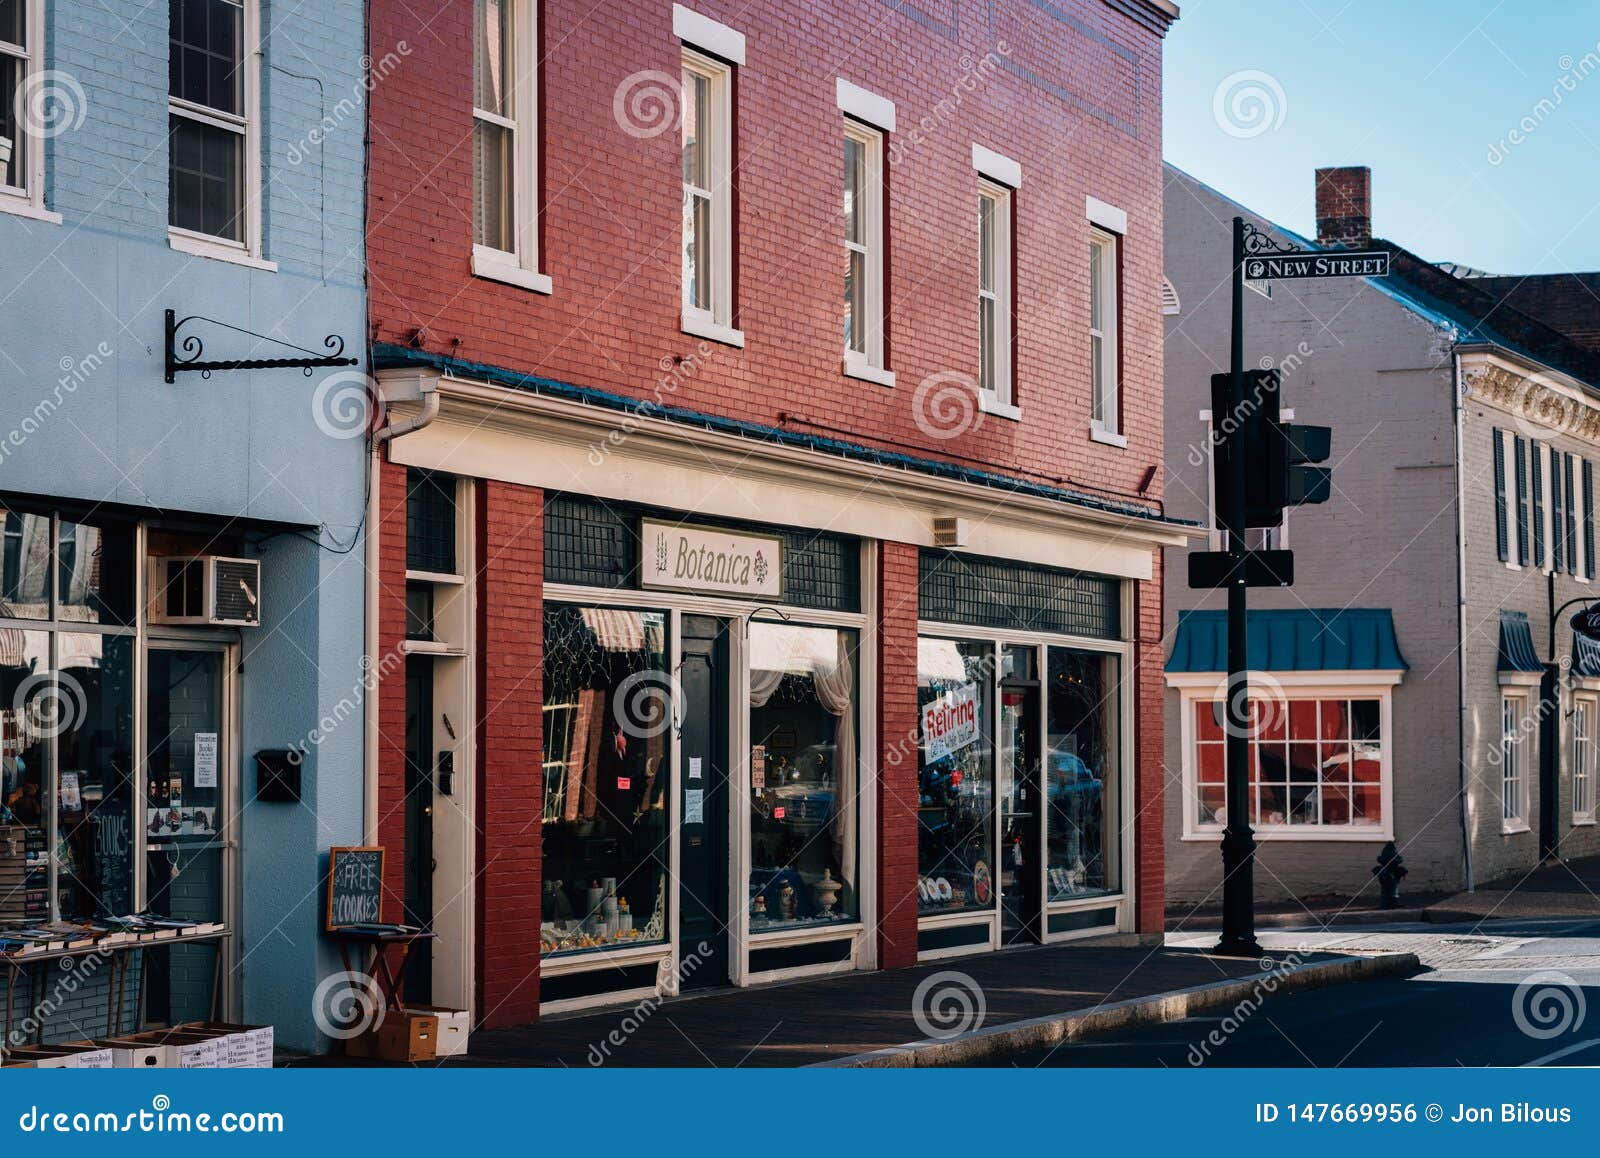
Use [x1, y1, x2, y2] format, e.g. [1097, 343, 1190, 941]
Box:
[540, 604, 672, 956]
[746, 622, 858, 932]
[1045, 648, 1120, 901]
[916, 637, 996, 915]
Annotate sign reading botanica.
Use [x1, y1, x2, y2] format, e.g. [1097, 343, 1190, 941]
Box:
[641, 519, 783, 599]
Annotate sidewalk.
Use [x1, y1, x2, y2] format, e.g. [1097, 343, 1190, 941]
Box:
[1425, 853, 1600, 922]
[285, 940, 1413, 1068]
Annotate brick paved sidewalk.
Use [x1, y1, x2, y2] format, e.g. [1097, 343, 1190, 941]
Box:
[1425, 853, 1600, 922]
[286, 941, 1362, 1068]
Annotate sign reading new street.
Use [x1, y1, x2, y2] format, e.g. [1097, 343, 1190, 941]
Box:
[641, 518, 784, 599]
[1245, 249, 1391, 281]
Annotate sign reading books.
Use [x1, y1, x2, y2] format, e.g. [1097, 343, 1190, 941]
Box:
[325, 846, 386, 932]
[922, 684, 980, 763]
[641, 519, 782, 599]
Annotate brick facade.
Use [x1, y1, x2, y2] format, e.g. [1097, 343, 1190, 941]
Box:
[369, 0, 1174, 1023]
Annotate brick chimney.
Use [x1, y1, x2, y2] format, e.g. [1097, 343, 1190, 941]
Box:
[1315, 166, 1371, 247]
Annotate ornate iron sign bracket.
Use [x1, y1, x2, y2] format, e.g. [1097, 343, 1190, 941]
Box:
[164, 309, 359, 384]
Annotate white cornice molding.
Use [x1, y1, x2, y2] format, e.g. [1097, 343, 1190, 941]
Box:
[1460, 349, 1600, 445]
[376, 370, 1192, 580]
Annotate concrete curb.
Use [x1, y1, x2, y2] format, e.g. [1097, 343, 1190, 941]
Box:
[1170, 907, 1425, 933]
[813, 951, 1422, 1068]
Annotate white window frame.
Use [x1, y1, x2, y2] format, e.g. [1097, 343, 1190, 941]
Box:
[977, 178, 1016, 420]
[471, 0, 549, 293]
[680, 46, 741, 348]
[1089, 227, 1122, 446]
[1168, 671, 1400, 842]
[167, 0, 272, 269]
[1198, 408, 1289, 550]
[841, 119, 890, 386]
[0, 0, 57, 223]
[1501, 691, 1530, 833]
[1574, 690, 1596, 824]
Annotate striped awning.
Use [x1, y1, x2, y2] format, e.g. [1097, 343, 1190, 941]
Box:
[1498, 610, 1544, 673]
[579, 607, 646, 653]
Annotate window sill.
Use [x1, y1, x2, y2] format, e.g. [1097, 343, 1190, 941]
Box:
[843, 358, 895, 388]
[1502, 821, 1531, 836]
[1184, 825, 1393, 843]
[0, 194, 62, 225]
[1572, 815, 1597, 827]
[1090, 424, 1128, 448]
[472, 246, 553, 294]
[978, 392, 1021, 422]
[168, 229, 278, 271]
[681, 313, 745, 348]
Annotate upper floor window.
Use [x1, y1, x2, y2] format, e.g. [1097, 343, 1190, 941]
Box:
[1, 0, 32, 197]
[680, 46, 737, 345]
[843, 122, 886, 382]
[978, 180, 1013, 414]
[472, 0, 547, 292]
[1502, 693, 1528, 831]
[1089, 228, 1119, 437]
[168, 0, 262, 260]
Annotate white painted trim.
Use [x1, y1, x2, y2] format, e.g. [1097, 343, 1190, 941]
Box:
[0, 193, 59, 224]
[1498, 670, 1544, 688]
[0, 0, 46, 213]
[971, 143, 1021, 188]
[836, 78, 895, 132]
[978, 391, 1020, 421]
[473, 245, 553, 294]
[1090, 423, 1128, 449]
[168, 228, 279, 271]
[1085, 195, 1128, 235]
[843, 356, 895, 388]
[842, 121, 887, 374]
[681, 312, 745, 348]
[672, 3, 745, 65]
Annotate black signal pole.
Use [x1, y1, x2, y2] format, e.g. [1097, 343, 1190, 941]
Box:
[1218, 215, 1261, 958]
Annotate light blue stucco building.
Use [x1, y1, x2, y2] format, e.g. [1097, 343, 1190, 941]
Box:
[0, 0, 368, 1052]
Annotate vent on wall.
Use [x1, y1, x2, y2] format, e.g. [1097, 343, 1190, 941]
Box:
[150, 556, 262, 627]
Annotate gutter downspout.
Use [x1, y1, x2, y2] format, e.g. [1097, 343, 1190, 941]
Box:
[363, 377, 441, 842]
[1453, 352, 1475, 892]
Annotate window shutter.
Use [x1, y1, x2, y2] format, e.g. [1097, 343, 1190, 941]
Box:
[1531, 444, 1545, 569]
[1586, 458, 1596, 581]
[1514, 437, 1530, 565]
[1553, 449, 1566, 573]
[1567, 451, 1579, 574]
[1493, 429, 1509, 562]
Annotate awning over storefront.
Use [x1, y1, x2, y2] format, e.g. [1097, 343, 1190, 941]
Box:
[1572, 629, 1600, 678]
[1167, 609, 1408, 673]
[1498, 609, 1544, 673]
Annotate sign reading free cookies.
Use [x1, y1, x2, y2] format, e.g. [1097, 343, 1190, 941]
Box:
[641, 519, 783, 599]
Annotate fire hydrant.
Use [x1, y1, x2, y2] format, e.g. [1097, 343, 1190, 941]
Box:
[1372, 841, 1407, 909]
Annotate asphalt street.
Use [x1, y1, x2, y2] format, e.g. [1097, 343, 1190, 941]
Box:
[986, 919, 1600, 1067]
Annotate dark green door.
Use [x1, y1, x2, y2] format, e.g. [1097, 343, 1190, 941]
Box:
[403, 657, 435, 1003]
[677, 615, 730, 989]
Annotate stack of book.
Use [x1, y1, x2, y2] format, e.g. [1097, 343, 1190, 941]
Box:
[0, 913, 225, 956]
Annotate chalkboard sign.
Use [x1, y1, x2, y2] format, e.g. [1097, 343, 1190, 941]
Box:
[325, 846, 385, 932]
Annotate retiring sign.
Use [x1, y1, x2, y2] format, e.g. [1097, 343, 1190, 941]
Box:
[922, 684, 980, 763]
[1245, 250, 1390, 281]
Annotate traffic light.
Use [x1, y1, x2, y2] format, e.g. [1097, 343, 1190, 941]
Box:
[1209, 369, 1332, 530]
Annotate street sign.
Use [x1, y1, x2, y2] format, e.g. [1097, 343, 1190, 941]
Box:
[1188, 549, 1294, 589]
[1571, 604, 1600, 642]
[1244, 250, 1390, 281]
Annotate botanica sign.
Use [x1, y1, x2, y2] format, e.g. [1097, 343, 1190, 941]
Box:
[641, 519, 783, 599]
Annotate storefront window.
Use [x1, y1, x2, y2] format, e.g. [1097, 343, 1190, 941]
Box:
[541, 605, 671, 956]
[57, 634, 135, 918]
[1046, 648, 1120, 900]
[917, 637, 995, 915]
[747, 622, 858, 931]
[1, 630, 52, 924]
[1193, 697, 1383, 829]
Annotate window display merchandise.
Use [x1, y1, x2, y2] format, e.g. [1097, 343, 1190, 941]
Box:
[916, 637, 995, 914]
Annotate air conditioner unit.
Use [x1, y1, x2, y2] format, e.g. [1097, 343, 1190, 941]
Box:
[150, 556, 262, 627]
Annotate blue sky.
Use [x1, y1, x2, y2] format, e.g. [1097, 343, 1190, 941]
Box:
[1163, 0, 1600, 273]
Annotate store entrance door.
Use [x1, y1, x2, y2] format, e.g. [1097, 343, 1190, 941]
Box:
[402, 656, 435, 1003]
[678, 614, 730, 989]
[999, 647, 1042, 946]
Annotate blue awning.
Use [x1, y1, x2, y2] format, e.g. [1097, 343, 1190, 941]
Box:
[1167, 609, 1408, 673]
[1498, 610, 1544, 673]
[1572, 630, 1600, 678]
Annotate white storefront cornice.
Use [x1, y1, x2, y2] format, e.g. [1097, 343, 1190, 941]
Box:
[377, 370, 1194, 582]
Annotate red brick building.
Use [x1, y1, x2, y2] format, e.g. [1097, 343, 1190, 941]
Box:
[365, 0, 1184, 1029]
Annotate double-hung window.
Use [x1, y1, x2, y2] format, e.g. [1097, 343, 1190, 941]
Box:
[1502, 694, 1528, 831]
[842, 123, 887, 383]
[977, 180, 1014, 415]
[1089, 229, 1120, 438]
[1574, 693, 1596, 824]
[169, 0, 262, 261]
[1, 0, 53, 220]
[680, 47, 738, 345]
[472, 0, 547, 292]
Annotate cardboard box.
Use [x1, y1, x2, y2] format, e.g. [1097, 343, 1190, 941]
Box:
[180, 1021, 274, 1068]
[5, 1047, 76, 1069]
[88, 1038, 167, 1069]
[406, 1006, 469, 1058]
[56, 1042, 114, 1069]
[345, 1011, 436, 1063]
[119, 1029, 220, 1069]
